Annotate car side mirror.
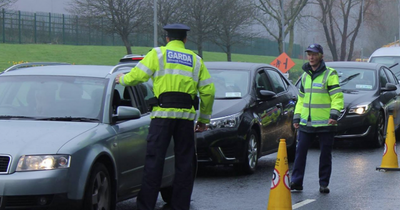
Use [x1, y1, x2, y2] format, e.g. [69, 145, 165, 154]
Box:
[258, 90, 276, 100]
[112, 106, 141, 122]
[382, 83, 397, 91]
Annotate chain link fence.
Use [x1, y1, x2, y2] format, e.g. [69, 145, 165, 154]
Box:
[0, 8, 302, 58]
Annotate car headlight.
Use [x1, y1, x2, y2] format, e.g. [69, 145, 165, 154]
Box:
[348, 104, 370, 115]
[207, 112, 242, 130]
[16, 155, 71, 171]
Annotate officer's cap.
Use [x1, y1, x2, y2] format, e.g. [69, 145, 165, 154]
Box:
[305, 43, 323, 54]
[163, 24, 190, 31]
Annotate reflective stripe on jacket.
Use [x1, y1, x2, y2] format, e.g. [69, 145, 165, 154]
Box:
[294, 65, 344, 132]
[120, 40, 215, 123]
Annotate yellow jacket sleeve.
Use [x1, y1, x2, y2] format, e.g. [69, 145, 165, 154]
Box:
[197, 60, 215, 124]
[119, 49, 158, 86]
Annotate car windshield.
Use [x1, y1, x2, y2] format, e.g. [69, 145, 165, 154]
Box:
[336, 68, 376, 91]
[370, 56, 400, 78]
[0, 75, 107, 120]
[209, 69, 250, 99]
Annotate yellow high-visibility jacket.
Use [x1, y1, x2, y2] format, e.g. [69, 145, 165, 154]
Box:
[293, 61, 344, 133]
[120, 40, 215, 124]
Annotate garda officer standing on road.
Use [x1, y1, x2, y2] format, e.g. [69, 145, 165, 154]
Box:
[290, 43, 344, 194]
[115, 23, 215, 210]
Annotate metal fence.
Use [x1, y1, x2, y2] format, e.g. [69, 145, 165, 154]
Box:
[0, 8, 302, 58]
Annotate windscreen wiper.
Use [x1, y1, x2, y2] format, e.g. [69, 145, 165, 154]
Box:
[389, 63, 399, 69]
[37, 117, 100, 122]
[340, 73, 360, 85]
[0, 115, 38, 120]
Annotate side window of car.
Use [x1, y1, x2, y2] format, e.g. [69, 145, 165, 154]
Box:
[384, 68, 398, 85]
[266, 69, 286, 94]
[134, 83, 155, 114]
[256, 71, 273, 93]
[379, 69, 389, 88]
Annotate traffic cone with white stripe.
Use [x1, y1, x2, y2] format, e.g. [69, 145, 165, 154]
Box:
[376, 115, 400, 171]
[267, 139, 292, 210]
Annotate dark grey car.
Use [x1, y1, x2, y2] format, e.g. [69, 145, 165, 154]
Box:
[0, 63, 174, 209]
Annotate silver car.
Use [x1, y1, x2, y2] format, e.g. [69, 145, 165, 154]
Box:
[0, 63, 174, 209]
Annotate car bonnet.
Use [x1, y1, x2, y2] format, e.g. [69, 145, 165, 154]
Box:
[0, 120, 98, 155]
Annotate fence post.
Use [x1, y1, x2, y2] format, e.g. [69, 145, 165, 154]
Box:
[49, 13, 51, 43]
[34, 13, 36, 43]
[88, 17, 91, 45]
[76, 15, 78, 45]
[62, 14, 65, 44]
[2, 8, 5, 43]
[101, 17, 103, 45]
[18, 10, 21, 44]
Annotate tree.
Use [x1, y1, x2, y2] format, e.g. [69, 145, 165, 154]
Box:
[314, 0, 374, 61]
[68, 0, 152, 54]
[210, 0, 255, 61]
[0, 0, 16, 9]
[184, 0, 220, 58]
[255, 0, 308, 56]
[156, 0, 186, 46]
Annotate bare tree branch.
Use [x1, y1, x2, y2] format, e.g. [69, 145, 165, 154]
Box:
[68, 0, 152, 54]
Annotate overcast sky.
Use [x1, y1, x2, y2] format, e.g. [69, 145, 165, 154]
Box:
[11, 0, 71, 14]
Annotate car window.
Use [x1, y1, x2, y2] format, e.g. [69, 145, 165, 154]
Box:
[0, 75, 107, 119]
[384, 68, 398, 84]
[336, 67, 376, 90]
[266, 69, 286, 93]
[209, 69, 250, 98]
[370, 56, 400, 77]
[379, 69, 389, 88]
[256, 71, 273, 92]
[134, 83, 154, 114]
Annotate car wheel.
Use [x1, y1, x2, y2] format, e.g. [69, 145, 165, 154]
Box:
[83, 163, 112, 210]
[370, 111, 385, 148]
[236, 129, 259, 174]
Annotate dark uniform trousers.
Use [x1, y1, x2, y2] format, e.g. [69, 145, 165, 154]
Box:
[291, 130, 335, 187]
[137, 118, 195, 210]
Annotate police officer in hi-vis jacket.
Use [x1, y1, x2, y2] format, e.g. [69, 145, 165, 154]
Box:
[115, 23, 215, 210]
[290, 43, 344, 194]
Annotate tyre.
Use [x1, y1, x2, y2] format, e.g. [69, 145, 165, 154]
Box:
[370, 111, 385, 148]
[235, 129, 259, 174]
[83, 163, 112, 210]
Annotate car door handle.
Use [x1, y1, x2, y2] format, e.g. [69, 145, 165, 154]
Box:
[276, 104, 282, 108]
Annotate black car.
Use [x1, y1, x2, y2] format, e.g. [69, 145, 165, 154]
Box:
[196, 62, 298, 174]
[295, 61, 400, 147]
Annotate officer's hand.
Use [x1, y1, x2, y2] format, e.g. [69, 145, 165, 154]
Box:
[195, 122, 207, 132]
[293, 123, 299, 129]
[328, 119, 337, 125]
[115, 73, 124, 84]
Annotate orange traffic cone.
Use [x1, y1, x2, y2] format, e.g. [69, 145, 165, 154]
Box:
[376, 115, 400, 171]
[267, 139, 292, 210]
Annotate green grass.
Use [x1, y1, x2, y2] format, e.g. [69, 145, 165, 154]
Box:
[0, 43, 304, 80]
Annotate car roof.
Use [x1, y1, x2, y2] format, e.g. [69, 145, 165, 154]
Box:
[325, 61, 384, 70]
[204, 61, 276, 71]
[369, 47, 400, 58]
[1, 64, 133, 78]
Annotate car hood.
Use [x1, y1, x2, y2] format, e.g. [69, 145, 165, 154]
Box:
[211, 97, 249, 118]
[342, 90, 376, 107]
[0, 120, 98, 155]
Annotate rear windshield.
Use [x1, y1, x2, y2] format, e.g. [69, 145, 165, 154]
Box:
[370, 56, 400, 77]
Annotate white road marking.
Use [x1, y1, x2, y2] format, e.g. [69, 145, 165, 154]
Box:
[293, 199, 316, 209]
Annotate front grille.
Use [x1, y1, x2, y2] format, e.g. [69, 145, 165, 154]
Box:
[220, 145, 237, 158]
[5, 195, 53, 207]
[0, 155, 11, 173]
